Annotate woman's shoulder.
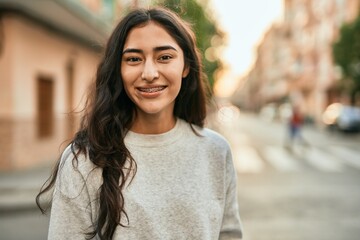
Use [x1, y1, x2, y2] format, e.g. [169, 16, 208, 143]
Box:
[188, 123, 231, 150]
[60, 144, 96, 173]
[56, 144, 101, 197]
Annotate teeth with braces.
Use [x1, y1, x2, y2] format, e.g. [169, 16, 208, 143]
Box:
[139, 87, 165, 93]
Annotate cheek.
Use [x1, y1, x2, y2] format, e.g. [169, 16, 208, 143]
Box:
[121, 67, 136, 89]
[122, 80, 136, 102]
[120, 65, 129, 82]
[170, 75, 183, 98]
[120, 74, 132, 97]
[175, 77, 182, 90]
[168, 65, 186, 83]
[176, 69, 185, 89]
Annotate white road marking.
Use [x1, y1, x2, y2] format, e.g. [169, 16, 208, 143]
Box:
[232, 146, 264, 173]
[328, 146, 360, 169]
[263, 146, 302, 172]
[304, 148, 344, 172]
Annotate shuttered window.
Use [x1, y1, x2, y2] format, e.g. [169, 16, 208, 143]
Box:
[37, 77, 54, 138]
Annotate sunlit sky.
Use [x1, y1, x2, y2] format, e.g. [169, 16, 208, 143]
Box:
[210, 0, 283, 97]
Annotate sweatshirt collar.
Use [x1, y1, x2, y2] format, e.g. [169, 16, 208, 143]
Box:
[125, 118, 187, 147]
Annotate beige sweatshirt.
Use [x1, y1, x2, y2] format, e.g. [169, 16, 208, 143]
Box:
[48, 118, 243, 239]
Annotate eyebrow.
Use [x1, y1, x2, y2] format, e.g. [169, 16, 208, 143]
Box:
[122, 45, 178, 54]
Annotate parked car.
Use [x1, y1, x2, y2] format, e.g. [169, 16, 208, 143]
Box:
[322, 103, 360, 132]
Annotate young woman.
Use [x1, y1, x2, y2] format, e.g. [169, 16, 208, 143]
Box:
[37, 7, 242, 240]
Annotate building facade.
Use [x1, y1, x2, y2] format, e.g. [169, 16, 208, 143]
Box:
[233, 0, 360, 123]
[0, 0, 115, 170]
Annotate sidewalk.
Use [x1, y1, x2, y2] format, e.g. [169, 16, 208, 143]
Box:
[0, 164, 52, 213]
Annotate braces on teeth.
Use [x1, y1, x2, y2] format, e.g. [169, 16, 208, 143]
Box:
[140, 87, 164, 93]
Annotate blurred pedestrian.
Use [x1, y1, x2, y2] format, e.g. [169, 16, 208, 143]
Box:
[36, 7, 242, 240]
[285, 105, 308, 151]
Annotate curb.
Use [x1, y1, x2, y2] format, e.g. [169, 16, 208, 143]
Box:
[0, 165, 52, 214]
[0, 188, 40, 214]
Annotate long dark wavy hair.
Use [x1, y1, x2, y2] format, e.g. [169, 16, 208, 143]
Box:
[36, 7, 210, 240]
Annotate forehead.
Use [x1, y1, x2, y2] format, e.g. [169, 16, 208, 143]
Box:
[123, 21, 180, 49]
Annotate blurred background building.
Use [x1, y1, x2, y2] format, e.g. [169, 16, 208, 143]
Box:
[0, 0, 122, 170]
[231, 0, 360, 124]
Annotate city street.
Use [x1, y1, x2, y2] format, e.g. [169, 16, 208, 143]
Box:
[211, 108, 360, 240]
[1, 0, 359, 239]
[1, 110, 360, 240]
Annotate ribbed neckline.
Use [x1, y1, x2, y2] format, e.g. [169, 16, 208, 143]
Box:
[124, 118, 187, 147]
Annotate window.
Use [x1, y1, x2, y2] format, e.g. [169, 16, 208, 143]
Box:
[37, 76, 54, 138]
[66, 60, 75, 138]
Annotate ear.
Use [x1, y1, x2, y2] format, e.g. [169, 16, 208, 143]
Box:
[182, 64, 190, 78]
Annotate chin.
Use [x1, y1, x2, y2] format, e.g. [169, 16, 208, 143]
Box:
[136, 105, 161, 114]
[137, 104, 174, 117]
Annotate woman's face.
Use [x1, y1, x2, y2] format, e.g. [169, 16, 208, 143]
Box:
[121, 21, 189, 120]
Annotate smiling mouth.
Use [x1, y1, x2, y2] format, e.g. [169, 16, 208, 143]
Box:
[137, 86, 166, 93]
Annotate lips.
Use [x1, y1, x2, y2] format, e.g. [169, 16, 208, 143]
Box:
[137, 86, 166, 93]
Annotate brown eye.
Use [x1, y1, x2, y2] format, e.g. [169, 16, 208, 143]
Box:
[127, 57, 141, 62]
[159, 55, 172, 61]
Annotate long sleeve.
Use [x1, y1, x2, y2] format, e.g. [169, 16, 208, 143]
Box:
[48, 148, 96, 240]
[219, 150, 243, 240]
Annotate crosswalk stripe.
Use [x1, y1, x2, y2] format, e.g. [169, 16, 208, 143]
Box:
[225, 132, 358, 173]
[328, 146, 360, 170]
[232, 146, 264, 173]
[304, 148, 344, 172]
[263, 146, 302, 172]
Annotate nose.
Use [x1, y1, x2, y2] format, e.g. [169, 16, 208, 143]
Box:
[141, 60, 159, 82]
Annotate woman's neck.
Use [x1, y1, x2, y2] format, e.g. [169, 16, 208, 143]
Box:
[130, 113, 177, 134]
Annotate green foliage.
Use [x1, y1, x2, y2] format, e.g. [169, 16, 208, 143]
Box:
[154, 0, 224, 88]
[333, 14, 360, 102]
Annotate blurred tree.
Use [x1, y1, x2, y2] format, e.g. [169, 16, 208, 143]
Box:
[155, 0, 224, 89]
[333, 14, 360, 104]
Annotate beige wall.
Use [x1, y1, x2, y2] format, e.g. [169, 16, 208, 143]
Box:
[0, 14, 101, 170]
[0, 16, 14, 118]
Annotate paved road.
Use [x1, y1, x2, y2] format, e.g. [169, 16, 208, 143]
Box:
[0, 210, 49, 240]
[0, 165, 51, 240]
[211, 109, 360, 240]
